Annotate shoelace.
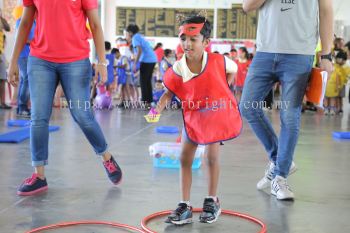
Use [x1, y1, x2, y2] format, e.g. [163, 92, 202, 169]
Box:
[104, 160, 117, 173]
[203, 202, 216, 214]
[24, 174, 38, 185]
[265, 163, 275, 179]
[276, 178, 291, 191]
[175, 204, 188, 216]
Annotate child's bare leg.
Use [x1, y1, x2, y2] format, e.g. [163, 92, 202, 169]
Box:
[206, 143, 220, 197]
[180, 141, 197, 201]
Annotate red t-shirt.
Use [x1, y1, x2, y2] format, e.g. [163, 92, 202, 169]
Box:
[235, 60, 251, 87]
[23, 0, 97, 63]
[154, 47, 164, 63]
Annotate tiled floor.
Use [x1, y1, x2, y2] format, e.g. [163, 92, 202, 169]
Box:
[0, 101, 349, 233]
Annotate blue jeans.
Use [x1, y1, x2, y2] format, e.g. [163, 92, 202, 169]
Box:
[239, 52, 313, 178]
[28, 56, 108, 167]
[17, 57, 30, 112]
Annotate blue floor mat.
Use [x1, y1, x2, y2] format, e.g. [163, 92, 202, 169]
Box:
[332, 131, 350, 139]
[0, 126, 60, 143]
[7, 119, 31, 127]
[155, 126, 179, 134]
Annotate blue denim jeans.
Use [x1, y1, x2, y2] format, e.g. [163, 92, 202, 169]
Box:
[28, 56, 108, 167]
[17, 57, 30, 112]
[239, 52, 313, 178]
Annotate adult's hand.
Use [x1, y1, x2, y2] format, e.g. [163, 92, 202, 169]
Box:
[96, 64, 107, 86]
[319, 59, 333, 78]
[7, 61, 19, 87]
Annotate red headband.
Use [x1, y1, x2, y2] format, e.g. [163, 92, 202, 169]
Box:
[178, 23, 204, 37]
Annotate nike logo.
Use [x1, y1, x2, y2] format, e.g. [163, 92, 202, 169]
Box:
[281, 7, 292, 12]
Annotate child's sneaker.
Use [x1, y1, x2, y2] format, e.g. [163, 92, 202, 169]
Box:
[103, 156, 122, 185]
[17, 110, 31, 118]
[330, 109, 336, 116]
[165, 203, 193, 225]
[199, 198, 221, 224]
[17, 173, 48, 196]
[324, 108, 330, 115]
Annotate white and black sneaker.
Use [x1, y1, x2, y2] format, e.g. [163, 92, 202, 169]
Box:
[199, 198, 221, 224]
[257, 161, 297, 190]
[271, 175, 294, 200]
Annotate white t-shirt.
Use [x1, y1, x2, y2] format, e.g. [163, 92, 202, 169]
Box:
[172, 52, 237, 82]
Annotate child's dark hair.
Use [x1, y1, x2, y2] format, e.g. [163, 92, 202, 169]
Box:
[335, 50, 348, 61]
[156, 80, 163, 84]
[126, 24, 140, 34]
[239, 47, 249, 60]
[105, 41, 111, 51]
[180, 15, 211, 39]
[164, 49, 172, 57]
[111, 48, 119, 54]
[154, 43, 163, 50]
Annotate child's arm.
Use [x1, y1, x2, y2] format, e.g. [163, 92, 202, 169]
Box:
[224, 56, 237, 86]
[154, 90, 174, 114]
[226, 72, 236, 86]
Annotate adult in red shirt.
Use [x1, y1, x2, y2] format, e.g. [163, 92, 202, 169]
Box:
[234, 47, 251, 103]
[8, 0, 122, 196]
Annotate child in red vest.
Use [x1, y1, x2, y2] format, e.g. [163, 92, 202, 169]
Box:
[147, 13, 242, 225]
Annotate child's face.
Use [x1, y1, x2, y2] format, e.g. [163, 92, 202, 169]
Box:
[155, 82, 163, 90]
[166, 51, 174, 58]
[336, 58, 346, 65]
[180, 34, 209, 60]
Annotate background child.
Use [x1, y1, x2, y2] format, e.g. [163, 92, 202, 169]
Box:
[115, 48, 131, 107]
[234, 47, 251, 103]
[159, 49, 174, 81]
[324, 50, 349, 115]
[147, 13, 241, 225]
[104, 41, 116, 92]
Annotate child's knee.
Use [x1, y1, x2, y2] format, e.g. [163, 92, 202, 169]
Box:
[205, 155, 219, 167]
[180, 151, 194, 167]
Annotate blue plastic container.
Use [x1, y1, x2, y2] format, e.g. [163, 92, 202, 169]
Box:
[149, 142, 204, 169]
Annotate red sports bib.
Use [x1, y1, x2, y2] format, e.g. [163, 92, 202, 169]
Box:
[164, 53, 242, 144]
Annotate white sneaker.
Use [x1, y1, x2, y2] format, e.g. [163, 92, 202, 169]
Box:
[271, 175, 294, 200]
[330, 109, 336, 116]
[256, 161, 297, 190]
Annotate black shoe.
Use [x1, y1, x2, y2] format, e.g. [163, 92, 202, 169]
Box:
[103, 156, 122, 185]
[165, 203, 193, 225]
[0, 104, 12, 109]
[199, 198, 221, 224]
[17, 173, 48, 196]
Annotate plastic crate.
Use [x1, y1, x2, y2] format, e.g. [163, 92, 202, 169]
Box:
[149, 142, 205, 169]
